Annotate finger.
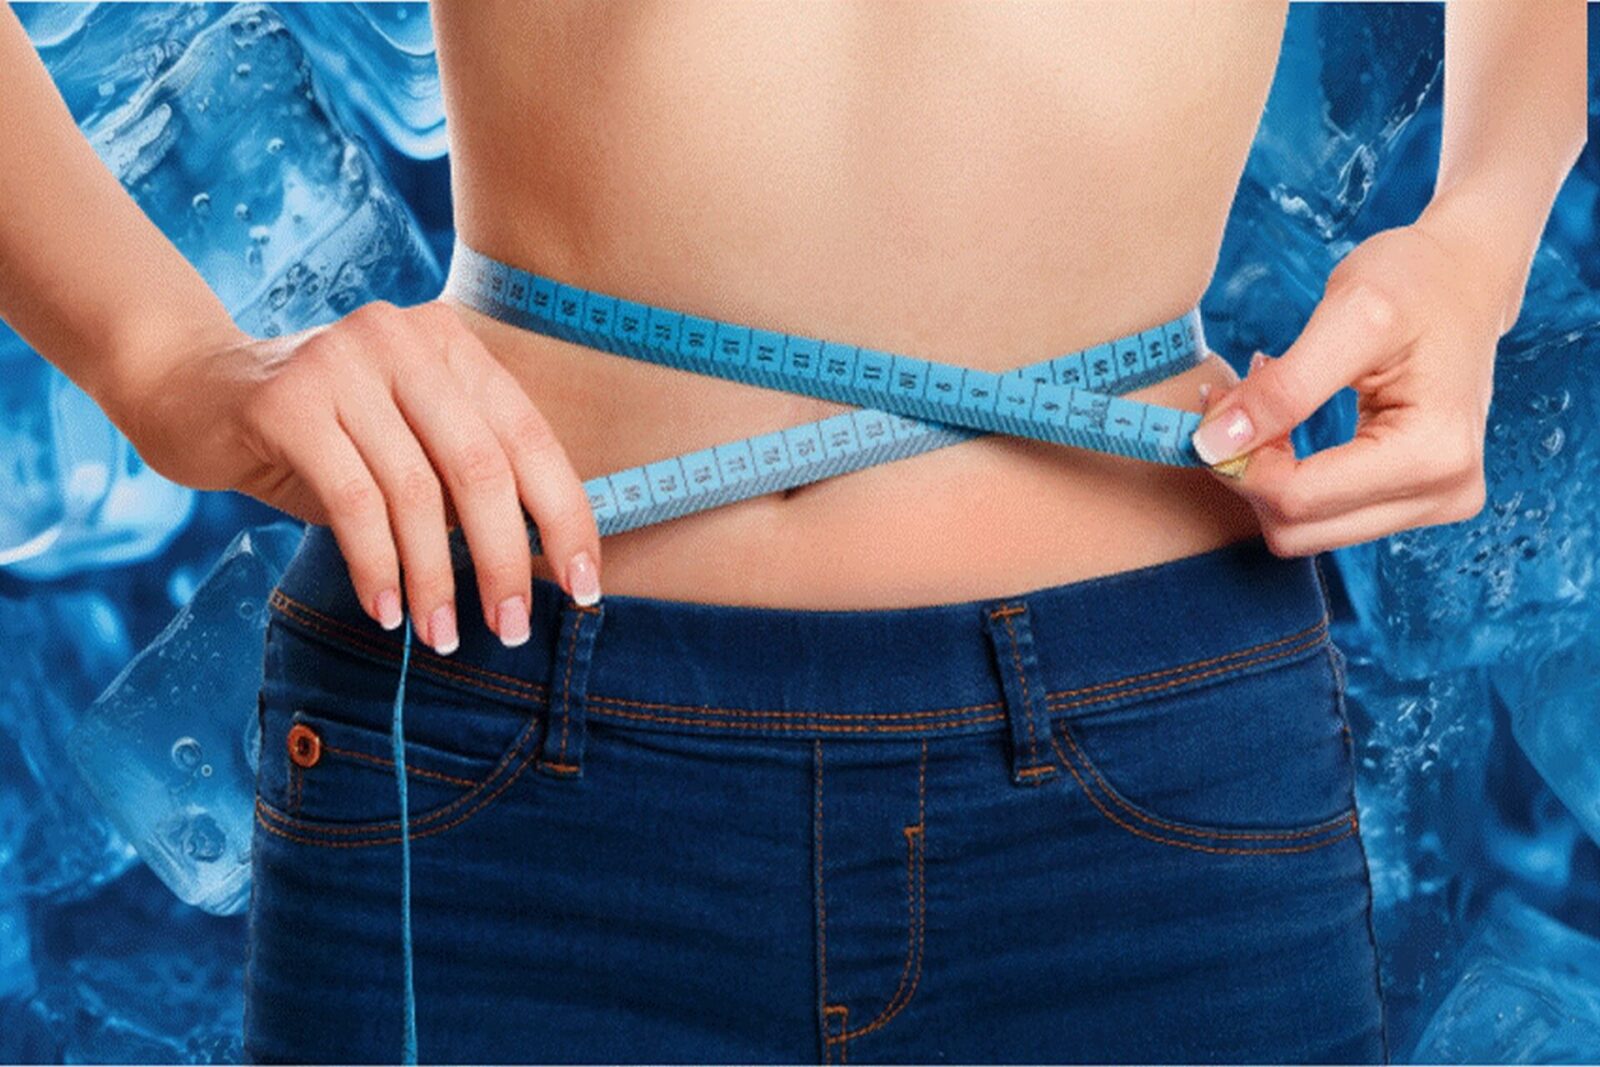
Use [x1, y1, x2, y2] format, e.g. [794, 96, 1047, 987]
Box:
[1190, 279, 1419, 465]
[1237, 410, 1475, 524]
[1208, 353, 1478, 524]
[441, 324, 603, 605]
[1256, 484, 1483, 558]
[391, 349, 535, 650]
[274, 414, 403, 631]
[1199, 353, 1294, 484]
[334, 378, 462, 653]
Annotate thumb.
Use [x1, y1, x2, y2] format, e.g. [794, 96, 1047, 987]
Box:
[1190, 281, 1408, 465]
[1196, 353, 1295, 483]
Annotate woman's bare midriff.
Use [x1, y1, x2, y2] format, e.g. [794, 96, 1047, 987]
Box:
[430, 0, 1286, 609]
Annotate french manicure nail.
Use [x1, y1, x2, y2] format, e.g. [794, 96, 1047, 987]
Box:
[568, 549, 602, 606]
[429, 603, 459, 655]
[374, 588, 403, 631]
[1192, 406, 1254, 465]
[497, 595, 530, 648]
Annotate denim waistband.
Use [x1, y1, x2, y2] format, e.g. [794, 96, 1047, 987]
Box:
[268, 523, 1333, 741]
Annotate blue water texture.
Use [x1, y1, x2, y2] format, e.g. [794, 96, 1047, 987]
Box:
[0, 3, 1597, 1062]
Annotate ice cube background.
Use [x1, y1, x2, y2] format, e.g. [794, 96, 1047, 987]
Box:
[0, 2, 1595, 1062]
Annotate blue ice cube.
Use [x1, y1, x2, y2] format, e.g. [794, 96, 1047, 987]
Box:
[84, 3, 441, 336]
[0, 350, 197, 580]
[1493, 638, 1600, 848]
[278, 2, 443, 159]
[19, 3, 228, 130]
[1332, 317, 1600, 680]
[1411, 889, 1600, 1063]
[0, 592, 138, 899]
[65, 522, 304, 915]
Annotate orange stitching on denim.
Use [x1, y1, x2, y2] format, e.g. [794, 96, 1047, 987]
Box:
[592, 705, 1009, 733]
[1046, 628, 1328, 712]
[586, 692, 1005, 721]
[271, 590, 547, 702]
[272, 585, 1328, 726]
[1045, 616, 1328, 700]
[823, 1006, 848, 1064]
[254, 742, 539, 849]
[988, 603, 1026, 618]
[1047, 725, 1358, 855]
[841, 737, 928, 1042]
[1000, 608, 1044, 768]
[257, 712, 541, 835]
[1055, 718, 1353, 840]
[555, 608, 582, 761]
[1016, 763, 1055, 777]
[534, 759, 580, 774]
[816, 740, 839, 1059]
[320, 743, 480, 788]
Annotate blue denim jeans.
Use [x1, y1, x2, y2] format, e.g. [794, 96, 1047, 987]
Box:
[244, 524, 1389, 1064]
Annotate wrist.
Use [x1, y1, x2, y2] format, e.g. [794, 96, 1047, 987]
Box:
[94, 305, 249, 439]
[1414, 169, 1561, 337]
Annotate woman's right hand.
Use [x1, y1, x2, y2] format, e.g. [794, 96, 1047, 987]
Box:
[111, 298, 603, 654]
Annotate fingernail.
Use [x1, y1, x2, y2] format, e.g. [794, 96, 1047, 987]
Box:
[429, 603, 459, 655]
[568, 549, 601, 607]
[1192, 406, 1254, 465]
[496, 595, 530, 648]
[374, 588, 403, 631]
[1197, 382, 1212, 405]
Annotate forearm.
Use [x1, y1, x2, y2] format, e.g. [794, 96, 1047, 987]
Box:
[1415, 0, 1588, 335]
[0, 5, 245, 420]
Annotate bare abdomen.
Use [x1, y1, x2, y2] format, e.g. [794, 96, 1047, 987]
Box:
[431, 0, 1285, 607]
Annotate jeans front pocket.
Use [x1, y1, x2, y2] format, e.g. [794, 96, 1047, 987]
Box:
[1046, 635, 1359, 856]
[254, 614, 543, 847]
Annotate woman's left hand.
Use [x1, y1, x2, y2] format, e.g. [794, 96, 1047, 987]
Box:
[1188, 220, 1503, 557]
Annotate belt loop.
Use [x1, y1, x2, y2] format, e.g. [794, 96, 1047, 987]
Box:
[535, 598, 606, 779]
[981, 599, 1059, 788]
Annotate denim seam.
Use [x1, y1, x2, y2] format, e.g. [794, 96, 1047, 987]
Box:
[271, 589, 546, 703]
[534, 607, 584, 775]
[253, 739, 539, 849]
[1047, 723, 1358, 856]
[814, 740, 839, 1064]
[1054, 717, 1357, 842]
[989, 604, 1053, 776]
[255, 710, 543, 839]
[319, 743, 480, 788]
[837, 737, 929, 1044]
[1045, 624, 1329, 712]
[269, 588, 1329, 724]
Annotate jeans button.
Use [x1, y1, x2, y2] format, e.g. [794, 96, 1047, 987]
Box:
[287, 723, 322, 768]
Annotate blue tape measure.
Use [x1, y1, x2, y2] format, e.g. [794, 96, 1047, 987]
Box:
[442, 239, 1215, 555]
[389, 239, 1221, 1062]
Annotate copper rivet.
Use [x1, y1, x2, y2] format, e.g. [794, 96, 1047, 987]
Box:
[287, 723, 322, 768]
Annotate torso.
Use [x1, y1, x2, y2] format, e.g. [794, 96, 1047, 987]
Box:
[432, 0, 1284, 609]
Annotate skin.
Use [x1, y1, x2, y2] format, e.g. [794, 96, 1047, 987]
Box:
[0, 1, 1585, 654]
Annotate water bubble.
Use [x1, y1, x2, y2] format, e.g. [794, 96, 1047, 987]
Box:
[234, 202, 250, 221]
[182, 814, 226, 863]
[191, 192, 211, 217]
[234, 62, 251, 78]
[248, 225, 271, 245]
[265, 137, 284, 155]
[97, 80, 114, 99]
[170, 737, 203, 771]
